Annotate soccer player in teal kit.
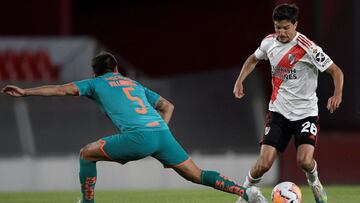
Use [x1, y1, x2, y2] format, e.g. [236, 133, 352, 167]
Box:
[2, 52, 267, 203]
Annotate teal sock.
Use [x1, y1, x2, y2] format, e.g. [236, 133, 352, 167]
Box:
[200, 170, 249, 200]
[79, 159, 97, 203]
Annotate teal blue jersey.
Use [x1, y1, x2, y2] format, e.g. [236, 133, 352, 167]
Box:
[74, 72, 169, 133]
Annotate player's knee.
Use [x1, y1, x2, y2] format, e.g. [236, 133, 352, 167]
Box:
[79, 145, 92, 160]
[296, 157, 313, 171]
[79, 147, 86, 159]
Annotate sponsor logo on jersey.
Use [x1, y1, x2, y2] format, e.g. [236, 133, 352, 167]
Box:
[322, 58, 332, 67]
[272, 66, 298, 80]
[314, 51, 332, 67]
[315, 52, 326, 63]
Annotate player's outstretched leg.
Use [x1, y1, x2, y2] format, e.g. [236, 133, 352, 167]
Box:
[236, 171, 264, 203]
[78, 140, 113, 203]
[237, 145, 277, 202]
[172, 159, 267, 203]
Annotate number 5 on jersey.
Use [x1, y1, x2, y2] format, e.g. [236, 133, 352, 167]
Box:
[122, 87, 147, 114]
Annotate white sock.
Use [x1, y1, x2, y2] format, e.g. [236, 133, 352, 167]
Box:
[305, 160, 319, 184]
[243, 171, 262, 187]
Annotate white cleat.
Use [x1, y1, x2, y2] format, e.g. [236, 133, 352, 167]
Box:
[308, 178, 328, 203]
[236, 186, 268, 203]
[76, 198, 82, 203]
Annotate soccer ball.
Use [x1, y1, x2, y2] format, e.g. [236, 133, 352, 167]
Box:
[271, 181, 302, 203]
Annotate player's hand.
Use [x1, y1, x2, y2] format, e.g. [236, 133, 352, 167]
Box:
[327, 94, 342, 114]
[1, 85, 26, 97]
[233, 80, 245, 99]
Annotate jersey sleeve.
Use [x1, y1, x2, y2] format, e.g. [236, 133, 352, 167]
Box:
[254, 38, 270, 60]
[144, 87, 160, 107]
[309, 46, 333, 72]
[74, 78, 95, 97]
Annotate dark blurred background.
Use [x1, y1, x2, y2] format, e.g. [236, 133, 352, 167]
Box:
[0, 0, 359, 185]
[1, 0, 358, 128]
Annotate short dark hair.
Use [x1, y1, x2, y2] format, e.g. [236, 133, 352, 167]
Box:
[91, 52, 118, 76]
[272, 3, 299, 24]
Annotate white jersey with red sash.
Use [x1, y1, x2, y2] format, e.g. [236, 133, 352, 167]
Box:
[254, 32, 333, 121]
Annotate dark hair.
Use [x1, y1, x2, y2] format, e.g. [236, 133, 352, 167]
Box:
[272, 3, 299, 24]
[91, 52, 118, 76]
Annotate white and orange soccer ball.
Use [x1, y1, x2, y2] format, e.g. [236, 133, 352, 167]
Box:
[271, 181, 302, 203]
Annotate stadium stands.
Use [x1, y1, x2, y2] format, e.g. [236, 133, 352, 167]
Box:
[0, 49, 59, 81]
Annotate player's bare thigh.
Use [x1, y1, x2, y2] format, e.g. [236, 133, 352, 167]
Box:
[80, 140, 112, 162]
[257, 144, 279, 166]
[251, 144, 279, 177]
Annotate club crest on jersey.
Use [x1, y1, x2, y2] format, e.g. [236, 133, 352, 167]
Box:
[264, 126, 271, 135]
[288, 54, 296, 65]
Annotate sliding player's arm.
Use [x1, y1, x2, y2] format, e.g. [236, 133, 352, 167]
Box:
[233, 53, 260, 99]
[1, 83, 79, 97]
[155, 96, 174, 124]
[325, 63, 344, 113]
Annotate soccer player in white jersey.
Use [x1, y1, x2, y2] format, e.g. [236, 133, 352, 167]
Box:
[233, 3, 343, 203]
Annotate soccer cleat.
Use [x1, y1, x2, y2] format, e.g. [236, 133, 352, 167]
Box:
[236, 186, 268, 203]
[308, 178, 328, 203]
[76, 198, 82, 203]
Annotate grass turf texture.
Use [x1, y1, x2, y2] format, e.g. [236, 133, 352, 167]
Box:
[0, 186, 359, 203]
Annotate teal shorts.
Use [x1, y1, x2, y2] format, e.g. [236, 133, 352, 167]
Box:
[100, 130, 190, 167]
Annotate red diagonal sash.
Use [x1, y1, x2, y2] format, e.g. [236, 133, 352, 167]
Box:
[271, 44, 307, 102]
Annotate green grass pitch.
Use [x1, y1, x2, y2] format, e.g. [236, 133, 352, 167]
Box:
[0, 186, 360, 203]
